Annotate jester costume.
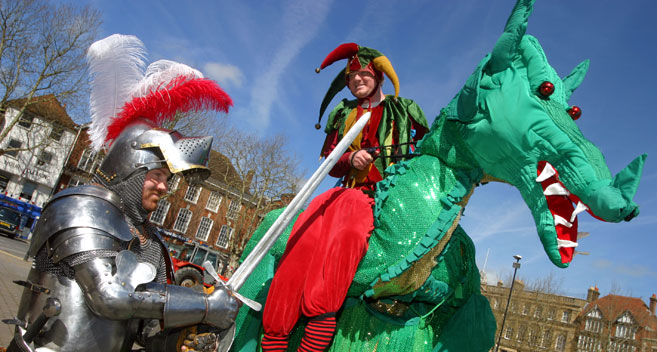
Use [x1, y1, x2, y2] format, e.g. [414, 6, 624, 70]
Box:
[260, 45, 428, 351]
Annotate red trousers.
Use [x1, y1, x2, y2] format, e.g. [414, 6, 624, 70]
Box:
[262, 188, 374, 337]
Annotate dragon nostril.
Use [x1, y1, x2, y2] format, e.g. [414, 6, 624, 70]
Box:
[568, 106, 582, 120]
[538, 81, 555, 98]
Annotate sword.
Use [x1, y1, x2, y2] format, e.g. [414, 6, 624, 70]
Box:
[226, 112, 372, 293]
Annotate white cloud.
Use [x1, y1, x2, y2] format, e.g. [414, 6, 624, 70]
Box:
[243, 0, 333, 132]
[203, 62, 244, 89]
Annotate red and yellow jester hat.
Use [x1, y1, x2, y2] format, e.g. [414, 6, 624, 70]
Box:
[314, 43, 399, 129]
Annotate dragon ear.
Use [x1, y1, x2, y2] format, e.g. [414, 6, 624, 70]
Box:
[562, 59, 589, 102]
[488, 0, 535, 74]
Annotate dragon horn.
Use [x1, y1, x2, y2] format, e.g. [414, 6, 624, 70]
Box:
[562, 59, 590, 102]
[489, 0, 535, 74]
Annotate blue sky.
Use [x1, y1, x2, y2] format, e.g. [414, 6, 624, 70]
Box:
[78, 0, 656, 301]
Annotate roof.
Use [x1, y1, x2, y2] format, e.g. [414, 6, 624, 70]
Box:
[7, 94, 76, 129]
[207, 150, 242, 187]
[578, 294, 657, 330]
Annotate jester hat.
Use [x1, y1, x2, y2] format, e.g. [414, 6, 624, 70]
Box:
[314, 43, 399, 129]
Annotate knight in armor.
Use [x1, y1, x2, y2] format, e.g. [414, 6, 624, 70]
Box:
[8, 34, 239, 352]
[260, 44, 428, 351]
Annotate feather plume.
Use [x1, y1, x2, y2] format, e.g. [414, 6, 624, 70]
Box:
[106, 77, 233, 142]
[133, 60, 204, 97]
[87, 34, 146, 151]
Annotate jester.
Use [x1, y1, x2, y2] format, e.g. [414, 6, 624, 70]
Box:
[260, 45, 429, 351]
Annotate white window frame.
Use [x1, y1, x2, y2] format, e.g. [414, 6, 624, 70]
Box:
[195, 217, 214, 241]
[561, 310, 570, 323]
[169, 175, 181, 192]
[173, 208, 192, 233]
[216, 225, 233, 249]
[184, 184, 201, 203]
[77, 147, 99, 173]
[206, 191, 222, 212]
[149, 200, 171, 225]
[555, 335, 566, 351]
[226, 200, 241, 220]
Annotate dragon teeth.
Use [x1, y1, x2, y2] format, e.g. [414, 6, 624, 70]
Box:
[577, 232, 590, 240]
[536, 163, 557, 182]
[544, 183, 570, 196]
[557, 239, 578, 248]
[554, 214, 573, 228]
[570, 202, 589, 222]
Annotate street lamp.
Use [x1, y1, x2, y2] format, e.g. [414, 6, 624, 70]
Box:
[495, 254, 522, 352]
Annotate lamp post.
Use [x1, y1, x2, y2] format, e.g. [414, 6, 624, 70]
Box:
[495, 254, 522, 352]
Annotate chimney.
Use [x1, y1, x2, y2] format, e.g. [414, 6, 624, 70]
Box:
[650, 294, 656, 315]
[587, 286, 600, 302]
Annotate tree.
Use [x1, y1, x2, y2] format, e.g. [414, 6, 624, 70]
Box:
[0, 0, 100, 155]
[211, 125, 304, 271]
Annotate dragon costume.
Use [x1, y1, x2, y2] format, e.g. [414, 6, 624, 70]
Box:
[232, 0, 646, 351]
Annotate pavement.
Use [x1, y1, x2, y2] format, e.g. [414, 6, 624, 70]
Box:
[0, 241, 32, 348]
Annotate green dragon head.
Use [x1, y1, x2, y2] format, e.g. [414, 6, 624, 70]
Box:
[443, 0, 646, 268]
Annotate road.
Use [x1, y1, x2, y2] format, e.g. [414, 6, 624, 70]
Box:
[0, 236, 31, 348]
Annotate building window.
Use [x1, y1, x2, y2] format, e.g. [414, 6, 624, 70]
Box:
[504, 327, 513, 340]
[522, 303, 529, 315]
[216, 225, 233, 248]
[184, 184, 201, 203]
[0, 173, 9, 192]
[169, 175, 180, 192]
[528, 329, 538, 346]
[534, 305, 543, 319]
[6, 139, 22, 157]
[555, 335, 566, 351]
[173, 208, 192, 233]
[77, 147, 99, 173]
[37, 150, 53, 166]
[18, 113, 34, 129]
[195, 217, 213, 241]
[541, 330, 551, 348]
[20, 181, 37, 200]
[492, 298, 499, 309]
[561, 310, 570, 323]
[67, 178, 82, 188]
[206, 191, 222, 212]
[150, 200, 170, 225]
[226, 200, 241, 220]
[49, 125, 64, 141]
[547, 308, 555, 321]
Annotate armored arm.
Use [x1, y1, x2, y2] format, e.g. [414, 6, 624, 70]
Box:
[72, 255, 238, 329]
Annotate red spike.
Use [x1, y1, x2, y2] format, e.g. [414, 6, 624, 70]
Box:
[320, 43, 359, 70]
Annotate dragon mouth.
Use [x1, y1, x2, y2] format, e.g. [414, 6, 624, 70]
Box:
[536, 161, 591, 264]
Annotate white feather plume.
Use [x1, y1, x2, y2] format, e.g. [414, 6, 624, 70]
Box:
[87, 34, 146, 151]
[132, 59, 204, 97]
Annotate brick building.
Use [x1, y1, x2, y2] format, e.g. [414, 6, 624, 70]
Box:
[483, 282, 657, 352]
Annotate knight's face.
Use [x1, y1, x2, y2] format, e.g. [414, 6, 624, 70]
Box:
[348, 69, 378, 99]
[142, 168, 171, 212]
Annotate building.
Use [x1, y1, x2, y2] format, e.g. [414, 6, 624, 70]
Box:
[483, 282, 657, 352]
[483, 280, 589, 352]
[573, 289, 657, 352]
[0, 95, 81, 236]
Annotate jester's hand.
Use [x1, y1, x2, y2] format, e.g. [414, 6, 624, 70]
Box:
[181, 332, 218, 352]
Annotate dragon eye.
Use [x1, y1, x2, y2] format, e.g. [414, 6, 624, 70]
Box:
[538, 81, 555, 97]
[568, 106, 582, 120]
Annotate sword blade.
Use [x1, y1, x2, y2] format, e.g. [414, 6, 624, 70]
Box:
[227, 112, 372, 291]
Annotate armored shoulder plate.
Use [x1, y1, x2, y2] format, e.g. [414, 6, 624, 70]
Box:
[29, 185, 132, 257]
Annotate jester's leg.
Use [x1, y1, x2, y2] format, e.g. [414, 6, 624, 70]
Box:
[261, 188, 374, 352]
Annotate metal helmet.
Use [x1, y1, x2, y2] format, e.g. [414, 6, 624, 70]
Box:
[96, 119, 213, 186]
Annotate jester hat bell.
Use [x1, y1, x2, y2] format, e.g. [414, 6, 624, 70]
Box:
[314, 43, 399, 129]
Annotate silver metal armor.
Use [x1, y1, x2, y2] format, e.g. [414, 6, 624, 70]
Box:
[11, 120, 239, 352]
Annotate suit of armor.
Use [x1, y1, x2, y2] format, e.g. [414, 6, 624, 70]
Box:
[10, 121, 239, 352]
